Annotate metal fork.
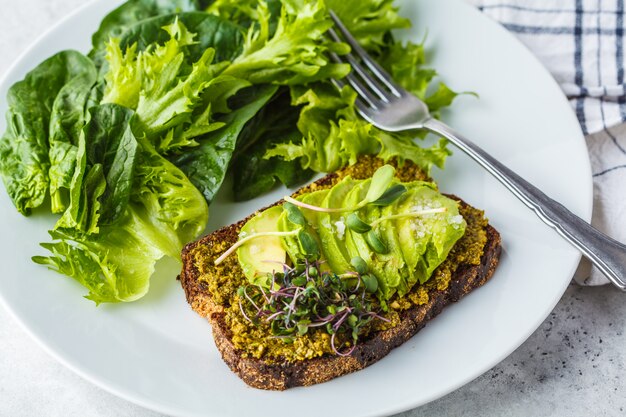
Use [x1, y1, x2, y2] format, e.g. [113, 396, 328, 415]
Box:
[328, 11, 626, 290]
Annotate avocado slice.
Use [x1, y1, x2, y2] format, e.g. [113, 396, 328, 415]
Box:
[317, 177, 357, 274]
[237, 205, 286, 286]
[395, 183, 466, 284]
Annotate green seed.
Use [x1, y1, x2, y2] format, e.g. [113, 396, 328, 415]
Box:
[346, 213, 372, 233]
[365, 230, 388, 254]
[350, 256, 368, 275]
[284, 202, 306, 226]
[370, 184, 407, 206]
[362, 274, 378, 293]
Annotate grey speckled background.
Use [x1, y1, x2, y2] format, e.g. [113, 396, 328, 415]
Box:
[0, 1, 625, 416]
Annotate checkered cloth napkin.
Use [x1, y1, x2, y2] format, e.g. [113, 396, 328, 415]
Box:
[466, 0, 626, 285]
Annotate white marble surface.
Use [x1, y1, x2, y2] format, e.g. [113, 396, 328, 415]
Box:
[0, 1, 625, 416]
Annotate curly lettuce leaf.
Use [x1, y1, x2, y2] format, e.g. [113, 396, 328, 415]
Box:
[102, 19, 250, 154]
[0, 50, 96, 215]
[223, 0, 350, 84]
[266, 83, 451, 174]
[207, 0, 283, 33]
[379, 41, 464, 117]
[326, 0, 410, 52]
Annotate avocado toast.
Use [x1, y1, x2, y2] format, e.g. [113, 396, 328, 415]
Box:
[180, 156, 501, 390]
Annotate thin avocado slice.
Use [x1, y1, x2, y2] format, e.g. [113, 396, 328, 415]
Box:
[317, 176, 357, 274]
[237, 205, 286, 286]
[377, 196, 410, 297]
[395, 186, 430, 285]
[343, 180, 392, 300]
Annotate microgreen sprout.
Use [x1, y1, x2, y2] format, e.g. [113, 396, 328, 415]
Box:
[237, 258, 389, 356]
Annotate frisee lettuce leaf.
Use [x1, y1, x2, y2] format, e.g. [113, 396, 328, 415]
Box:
[222, 0, 350, 84]
[327, 0, 410, 52]
[102, 19, 250, 154]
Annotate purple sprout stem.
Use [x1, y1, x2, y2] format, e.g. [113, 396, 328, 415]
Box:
[242, 287, 262, 313]
[285, 287, 301, 323]
[265, 311, 284, 322]
[257, 285, 271, 305]
[238, 299, 254, 323]
[369, 312, 391, 323]
[332, 308, 352, 332]
[331, 333, 356, 357]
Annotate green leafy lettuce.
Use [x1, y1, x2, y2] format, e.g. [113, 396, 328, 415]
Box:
[34, 104, 208, 304]
[230, 91, 314, 201]
[1, 0, 465, 304]
[266, 83, 451, 174]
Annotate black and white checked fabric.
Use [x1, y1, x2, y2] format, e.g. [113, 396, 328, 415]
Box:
[467, 0, 626, 285]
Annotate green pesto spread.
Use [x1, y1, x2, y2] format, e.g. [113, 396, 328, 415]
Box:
[191, 158, 489, 362]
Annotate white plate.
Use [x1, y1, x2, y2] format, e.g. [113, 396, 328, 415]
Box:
[0, 0, 591, 416]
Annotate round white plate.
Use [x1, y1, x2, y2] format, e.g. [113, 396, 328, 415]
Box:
[0, 0, 591, 416]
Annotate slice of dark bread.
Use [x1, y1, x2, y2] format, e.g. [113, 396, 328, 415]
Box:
[180, 156, 502, 390]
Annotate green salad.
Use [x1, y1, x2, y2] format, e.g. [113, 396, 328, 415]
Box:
[0, 0, 461, 304]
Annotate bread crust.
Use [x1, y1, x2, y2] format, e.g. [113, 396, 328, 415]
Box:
[180, 165, 502, 391]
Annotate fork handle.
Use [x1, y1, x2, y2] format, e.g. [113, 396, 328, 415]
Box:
[424, 117, 626, 290]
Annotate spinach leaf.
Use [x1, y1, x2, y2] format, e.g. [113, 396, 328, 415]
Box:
[231, 92, 313, 201]
[169, 84, 277, 203]
[56, 104, 139, 232]
[84, 104, 139, 226]
[48, 64, 98, 214]
[0, 50, 96, 215]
